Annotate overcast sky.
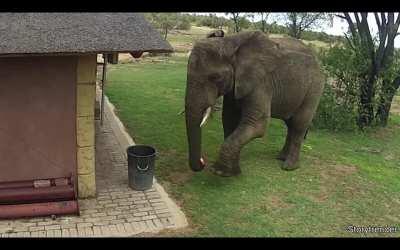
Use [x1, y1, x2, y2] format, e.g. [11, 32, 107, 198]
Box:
[191, 12, 400, 48]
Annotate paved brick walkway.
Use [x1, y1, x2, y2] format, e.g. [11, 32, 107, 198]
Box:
[0, 98, 187, 237]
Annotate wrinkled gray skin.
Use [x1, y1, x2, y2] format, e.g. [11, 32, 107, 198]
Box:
[185, 30, 324, 177]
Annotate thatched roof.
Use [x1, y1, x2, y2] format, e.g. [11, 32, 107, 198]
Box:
[0, 13, 173, 56]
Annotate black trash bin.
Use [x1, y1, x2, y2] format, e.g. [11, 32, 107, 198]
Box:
[127, 145, 156, 191]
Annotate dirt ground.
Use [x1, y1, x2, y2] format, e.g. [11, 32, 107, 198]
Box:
[391, 95, 400, 115]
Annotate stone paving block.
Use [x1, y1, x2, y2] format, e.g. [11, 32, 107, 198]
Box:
[108, 224, 119, 237]
[126, 217, 143, 223]
[84, 227, 94, 237]
[62, 229, 70, 237]
[11, 226, 29, 232]
[116, 224, 127, 236]
[130, 222, 144, 234]
[77, 222, 93, 228]
[22, 232, 31, 237]
[30, 231, 39, 237]
[54, 229, 62, 237]
[137, 207, 154, 213]
[145, 220, 157, 231]
[157, 212, 172, 218]
[37, 221, 57, 226]
[107, 210, 123, 216]
[14, 222, 36, 228]
[37, 230, 46, 237]
[29, 226, 45, 232]
[45, 225, 61, 230]
[141, 215, 157, 221]
[92, 226, 102, 237]
[77, 227, 86, 237]
[149, 198, 164, 203]
[153, 218, 164, 229]
[155, 208, 171, 214]
[140, 221, 150, 232]
[160, 218, 175, 227]
[46, 230, 54, 237]
[104, 203, 119, 208]
[123, 223, 135, 236]
[133, 212, 148, 217]
[133, 200, 149, 204]
[116, 206, 130, 211]
[8, 232, 18, 237]
[110, 219, 125, 225]
[60, 224, 77, 230]
[69, 228, 78, 237]
[100, 225, 111, 237]
[93, 221, 111, 226]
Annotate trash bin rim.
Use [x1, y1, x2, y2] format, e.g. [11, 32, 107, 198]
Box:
[127, 144, 156, 158]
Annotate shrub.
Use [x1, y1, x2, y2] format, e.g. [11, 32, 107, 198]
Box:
[176, 17, 191, 30]
[312, 84, 359, 132]
[312, 44, 364, 132]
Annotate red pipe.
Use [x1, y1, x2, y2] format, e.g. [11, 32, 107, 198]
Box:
[0, 200, 79, 219]
[0, 186, 75, 205]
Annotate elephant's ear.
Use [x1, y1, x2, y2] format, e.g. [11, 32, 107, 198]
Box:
[226, 31, 281, 100]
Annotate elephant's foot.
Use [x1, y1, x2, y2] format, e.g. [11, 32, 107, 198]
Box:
[276, 150, 288, 161]
[209, 162, 241, 177]
[281, 159, 300, 171]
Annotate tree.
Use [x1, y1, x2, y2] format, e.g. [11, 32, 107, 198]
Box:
[258, 12, 270, 33]
[337, 12, 400, 127]
[145, 13, 179, 40]
[227, 12, 241, 32]
[282, 13, 333, 39]
[226, 12, 251, 33]
[176, 15, 191, 30]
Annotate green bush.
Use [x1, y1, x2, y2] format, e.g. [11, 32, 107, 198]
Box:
[312, 84, 359, 132]
[312, 44, 364, 132]
[176, 17, 191, 30]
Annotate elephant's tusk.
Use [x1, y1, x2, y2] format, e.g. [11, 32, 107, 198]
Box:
[200, 107, 212, 127]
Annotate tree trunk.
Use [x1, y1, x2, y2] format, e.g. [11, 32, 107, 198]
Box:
[376, 76, 400, 126]
[234, 19, 239, 33]
[164, 27, 168, 40]
[358, 75, 376, 128]
[262, 20, 265, 32]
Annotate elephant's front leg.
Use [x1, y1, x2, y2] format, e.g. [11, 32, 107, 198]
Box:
[211, 116, 268, 177]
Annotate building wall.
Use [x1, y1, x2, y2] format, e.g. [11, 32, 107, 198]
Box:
[0, 56, 77, 184]
[76, 55, 97, 198]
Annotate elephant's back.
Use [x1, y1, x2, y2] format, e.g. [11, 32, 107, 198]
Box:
[269, 37, 314, 57]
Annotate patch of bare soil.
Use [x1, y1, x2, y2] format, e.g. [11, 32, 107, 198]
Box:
[168, 171, 194, 185]
[308, 161, 360, 203]
[172, 43, 193, 53]
[391, 96, 400, 115]
[118, 53, 136, 63]
[264, 194, 293, 210]
[132, 226, 197, 237]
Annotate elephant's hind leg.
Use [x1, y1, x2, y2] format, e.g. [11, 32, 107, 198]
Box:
[281, 99, 318, 171]
[277, 119, 292, 161]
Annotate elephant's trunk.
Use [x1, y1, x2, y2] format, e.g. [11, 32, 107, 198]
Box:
[185, 106, 206, 172]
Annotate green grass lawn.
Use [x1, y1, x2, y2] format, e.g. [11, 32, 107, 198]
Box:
[106, 56, 400, 237]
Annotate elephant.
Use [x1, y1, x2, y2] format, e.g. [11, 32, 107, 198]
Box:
[184, 30, 325, 177]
